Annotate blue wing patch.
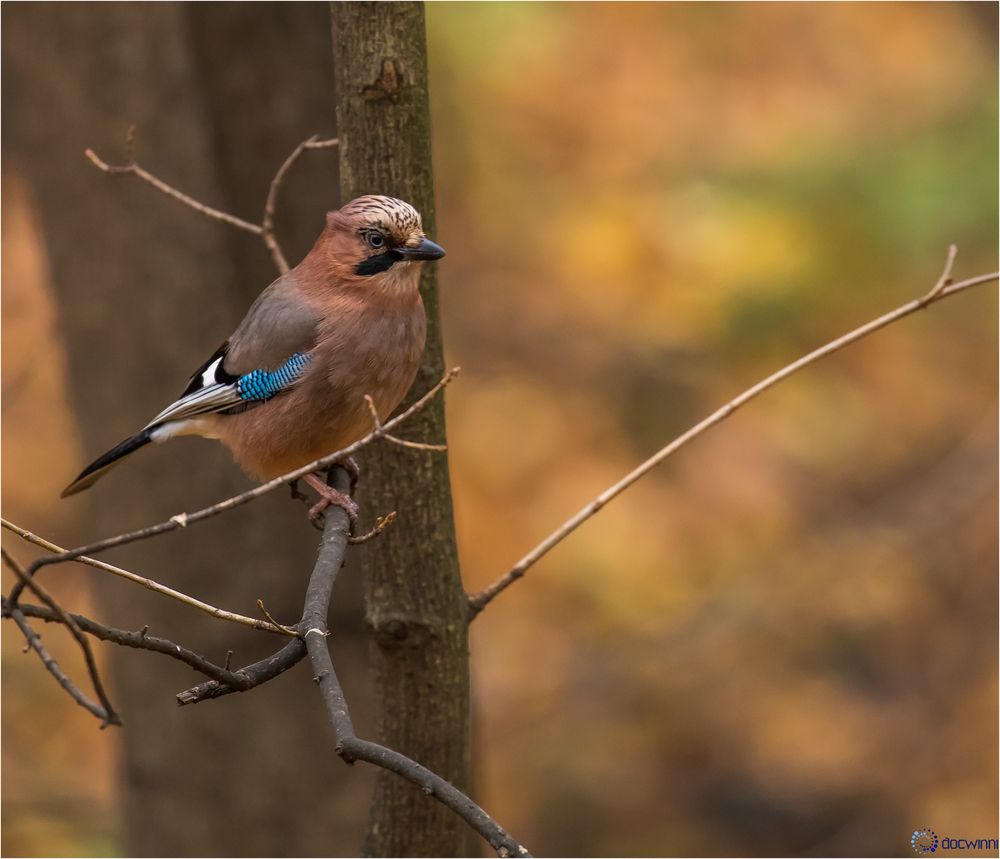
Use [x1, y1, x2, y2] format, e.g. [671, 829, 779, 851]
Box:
[236, 352, 311, 402]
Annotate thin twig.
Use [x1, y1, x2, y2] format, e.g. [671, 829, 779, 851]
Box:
[256, 599, 298, 636]
[261, 135, 339, 273]
[383, 435, 449, 452]
[468, 253, 999, 617]
[87, 130, 338, 276]
[7, 367, 459, 605]
[1, 549, 120, 726]
[922, 243, 958, 301]
[302, 471, 531, 857]
[85, 148, 262, 235]
[5, 605, 111, 723]
[348, 511, 398, 545]
[364, 393, 448, 451]
[363, 393, 385, 431]
[2, 519, 294, 636]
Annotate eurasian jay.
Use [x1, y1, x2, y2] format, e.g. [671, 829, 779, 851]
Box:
[62, 195, 445, 520]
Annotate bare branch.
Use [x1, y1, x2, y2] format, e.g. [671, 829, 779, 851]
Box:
[4, 599, 247, 689]
[87, 129, 338, 276]
[177, 638, 306, 706]
[1, 548, 120, 726]
[468, 253, 1000, 618]
[6, 462, 524, 852]
[256, 599, 298, 636]
[175, 467, 530, 852]
[5, 605, 112, 724]
[302, 471, 532, 858]
[261, 135, 339, 273]
[2, 519, 294, 636]
[382, 435, 449, 452]
[364, 393, 448, 451]
[7, 367, 459, 605]
[347, 511, 398, 545]
[922, 242, 958, 301]
[85, 147, 262, 235]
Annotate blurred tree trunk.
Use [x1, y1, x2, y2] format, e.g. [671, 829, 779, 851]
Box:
[330, 4, 473, 856]
[3, 4, 374, 855]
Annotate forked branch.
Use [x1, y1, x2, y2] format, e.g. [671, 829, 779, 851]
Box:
[86, 129, 338, 274]
[2, 548, 120, 726]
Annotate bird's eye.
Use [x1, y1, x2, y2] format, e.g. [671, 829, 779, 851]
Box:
[367, 232, 386, 249]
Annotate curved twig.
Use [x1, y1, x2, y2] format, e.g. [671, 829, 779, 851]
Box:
[468, 252, 999, 617]
[2, 549, 120, 726]
[87, 130, 338, 275]
[261, 135, 339, 273]
[5, 605, 112, 723]
[85, 147, 262, 235]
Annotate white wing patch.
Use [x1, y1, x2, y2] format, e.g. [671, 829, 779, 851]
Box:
[200, 356, 224, 388]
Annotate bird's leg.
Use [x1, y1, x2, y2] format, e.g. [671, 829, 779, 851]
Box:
[288, 478, 310, 506]
[303, 471, 359, 530]
[339, 456, 361, 495]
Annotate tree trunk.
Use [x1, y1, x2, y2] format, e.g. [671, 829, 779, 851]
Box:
[3, 4, 373, 855]
[330, 4, 473, 856]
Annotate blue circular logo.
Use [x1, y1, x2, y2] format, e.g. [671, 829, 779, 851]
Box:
[912, 829, 938, 855]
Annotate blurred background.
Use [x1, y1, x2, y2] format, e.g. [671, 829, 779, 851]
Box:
[2, 3, 997, 856]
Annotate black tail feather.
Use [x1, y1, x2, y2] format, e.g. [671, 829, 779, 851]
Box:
[61, 429, 154, 498]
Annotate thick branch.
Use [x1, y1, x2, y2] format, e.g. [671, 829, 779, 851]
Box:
[469, 252, 999, 617]
[301, 471, 531, 857]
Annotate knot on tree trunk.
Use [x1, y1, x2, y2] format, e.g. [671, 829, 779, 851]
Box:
[362, 58, 404, 101]
[367, 612, 441, 649]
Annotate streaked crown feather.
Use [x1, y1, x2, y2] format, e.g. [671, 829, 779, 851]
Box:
[339, 195, 422, 235]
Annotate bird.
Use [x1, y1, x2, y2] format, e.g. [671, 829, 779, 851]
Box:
[62, 194, 445, 522]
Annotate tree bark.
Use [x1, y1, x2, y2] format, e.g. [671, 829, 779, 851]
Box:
[3, 4, 372, 855]
[330, 4, 473, 856]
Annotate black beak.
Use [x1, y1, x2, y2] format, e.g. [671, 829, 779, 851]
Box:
[396, 237, 446, 261]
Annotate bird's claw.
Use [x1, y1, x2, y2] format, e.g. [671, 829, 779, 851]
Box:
[303, 471, 359, 531]
[307, 492, 360, 530]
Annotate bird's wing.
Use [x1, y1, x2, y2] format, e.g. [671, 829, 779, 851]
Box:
[145, 278, 321, 429]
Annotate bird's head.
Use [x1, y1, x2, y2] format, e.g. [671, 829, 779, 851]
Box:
[320, 195, 445, 290]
